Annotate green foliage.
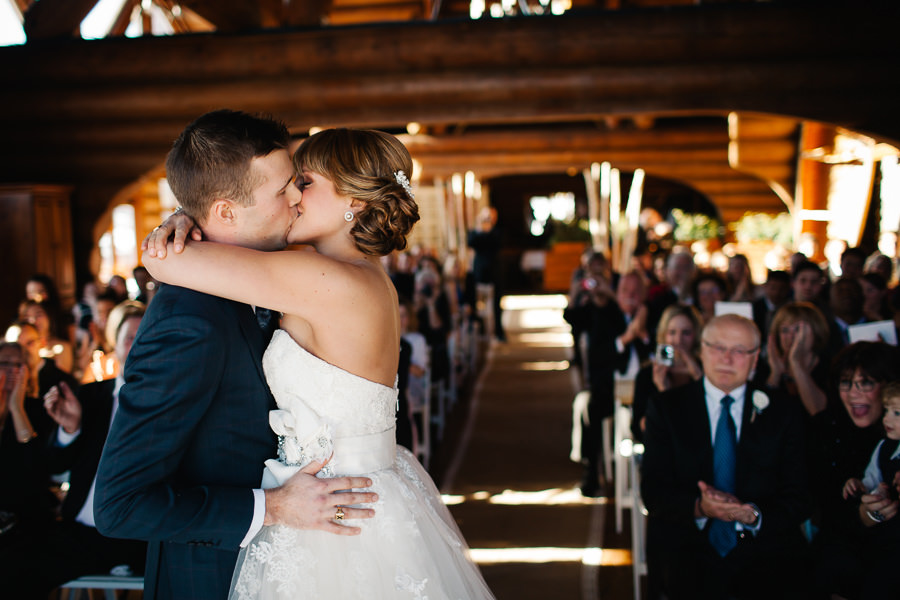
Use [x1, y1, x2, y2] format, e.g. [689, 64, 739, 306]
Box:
[671, 208, 723, 241]
[731, 212, 793, 246]
[549, 218, 592, 244]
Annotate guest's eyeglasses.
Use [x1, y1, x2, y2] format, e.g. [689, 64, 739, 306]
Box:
[0, 361, 23, 369]
[838, 378, 877, 393]
[701, 340, 758, 359]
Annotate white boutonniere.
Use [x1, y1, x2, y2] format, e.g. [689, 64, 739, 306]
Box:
[751, 390, 769, 423]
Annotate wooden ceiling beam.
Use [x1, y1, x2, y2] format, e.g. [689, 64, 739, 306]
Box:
[22, 0, 100, 40]
[174, 0, 263, 31]
[283, 0, 332, 26]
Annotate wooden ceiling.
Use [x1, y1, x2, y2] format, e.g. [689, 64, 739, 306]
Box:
[3, 0, 899, 273]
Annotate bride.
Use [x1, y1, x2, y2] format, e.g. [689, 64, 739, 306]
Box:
[144, 127, 495, 599]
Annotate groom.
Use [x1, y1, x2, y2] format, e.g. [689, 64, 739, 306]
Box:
[94, 110, 378, 600]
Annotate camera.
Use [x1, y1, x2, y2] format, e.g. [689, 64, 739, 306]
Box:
[421, 284, 434, 298]
[581, 277, 598, 291]
[655, 344, 675, 366]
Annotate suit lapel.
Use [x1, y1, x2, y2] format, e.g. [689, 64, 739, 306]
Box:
[233, 301, 271, 389]
[685, 380, 715, 478]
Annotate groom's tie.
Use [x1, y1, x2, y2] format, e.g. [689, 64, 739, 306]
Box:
[709, 395, 737, 557]
[255, 307, 273, 331]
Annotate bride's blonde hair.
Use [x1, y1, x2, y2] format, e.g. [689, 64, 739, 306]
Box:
[293, 129, 420, 256]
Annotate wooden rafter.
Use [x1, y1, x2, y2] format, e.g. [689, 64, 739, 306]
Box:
[22, 0, 101, 40]
[282, 0, 332, 27]
[174, 0, 262, 32]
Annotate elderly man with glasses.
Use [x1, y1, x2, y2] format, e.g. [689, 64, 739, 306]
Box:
[641, 313, 811, 600]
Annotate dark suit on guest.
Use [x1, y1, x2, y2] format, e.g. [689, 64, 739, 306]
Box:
[95, 285, 278, 600]
[641, 379, 811, 599]
[0, 379, 146, 599]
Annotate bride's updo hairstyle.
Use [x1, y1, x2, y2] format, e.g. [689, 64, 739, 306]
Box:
[294, 128, 420, 256]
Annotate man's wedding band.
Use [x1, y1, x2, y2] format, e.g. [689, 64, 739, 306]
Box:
[334, 507, 345, 521]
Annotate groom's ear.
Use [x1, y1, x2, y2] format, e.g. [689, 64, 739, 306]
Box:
[209, 199, 237, 225]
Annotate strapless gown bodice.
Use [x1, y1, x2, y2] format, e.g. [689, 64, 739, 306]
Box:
[229, 329, 495, 600]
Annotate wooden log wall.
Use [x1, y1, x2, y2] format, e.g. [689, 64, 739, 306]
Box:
[0, 3, 898, 277]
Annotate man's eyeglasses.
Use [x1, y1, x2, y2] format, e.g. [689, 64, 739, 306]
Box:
[701, 340, 758, 359]
[0, 361, 23, 369]
[838, 378, 877, 393]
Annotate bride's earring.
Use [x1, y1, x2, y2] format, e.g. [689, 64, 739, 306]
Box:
[344, 211, 354, 222]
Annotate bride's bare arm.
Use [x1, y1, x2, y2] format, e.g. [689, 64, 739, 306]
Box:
[143, 240, 349, 317]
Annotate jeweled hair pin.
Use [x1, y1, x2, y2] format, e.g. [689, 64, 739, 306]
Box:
[394, 170, 415, 200]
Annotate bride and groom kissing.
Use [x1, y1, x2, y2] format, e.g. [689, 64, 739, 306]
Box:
[93, 109, 495, 599]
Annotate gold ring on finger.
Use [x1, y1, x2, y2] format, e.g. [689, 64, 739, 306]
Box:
[334, 507, 345, 521]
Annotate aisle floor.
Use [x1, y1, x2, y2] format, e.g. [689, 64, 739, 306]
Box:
[433, 296, 642, 600]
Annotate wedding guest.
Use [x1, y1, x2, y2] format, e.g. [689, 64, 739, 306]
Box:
[809, 341, 900, 599]
[864, 252, 894, 285]
[827, 277, 866, 350]
[105, 274, 129, 305]
[468, 206, 506, 341]
[631, 304, 703, 443]
[642, 314, 810, 599]
[691, 271, 728, 325]
[389, 251, 416, 301]
[791, 260, 827, 307]
[24, 273, 68, 338]
[726, 254, 756, 302]
[4, 321, 75, 438]
[646, 248, 696, 341]
[0, 342, 58, 562]
[757, 302, 831, 417]
[751, 270, 792, 359]
[567, 250, 611, 377]
[400, 297, 428, 457]
[19, 299, 74, 374]
[0, 304, 147, 598]
[414, 255, 453, 386]
[132, 265, 157, 305]
[563, 258, 627, 496]
[840, 246, 867, 281]
[859, 272, 893, 322]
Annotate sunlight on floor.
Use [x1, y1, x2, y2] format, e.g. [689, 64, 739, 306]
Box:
[513, 332, 574, 347]
[470, 547, 632, 566]
[442, 487, 609, 506]
[501, 295, 569, 310]
[520, 360, 570, 371]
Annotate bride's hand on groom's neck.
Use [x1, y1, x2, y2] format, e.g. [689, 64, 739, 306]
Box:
[142, 207, 202, 259]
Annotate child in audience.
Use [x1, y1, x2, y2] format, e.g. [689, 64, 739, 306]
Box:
[843, 381, 900, 503]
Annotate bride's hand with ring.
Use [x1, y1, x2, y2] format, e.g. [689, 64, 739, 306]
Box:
[142, 207, 202, 259]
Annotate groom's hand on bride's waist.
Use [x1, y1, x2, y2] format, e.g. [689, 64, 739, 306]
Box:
[262, 458, 377, 535]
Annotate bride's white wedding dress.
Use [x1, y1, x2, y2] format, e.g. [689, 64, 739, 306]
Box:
[229, 329, 495, 600]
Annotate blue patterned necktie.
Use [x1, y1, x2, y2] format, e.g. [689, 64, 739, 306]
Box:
[709, 395, 737, 557]
[255, 307, 273, 331]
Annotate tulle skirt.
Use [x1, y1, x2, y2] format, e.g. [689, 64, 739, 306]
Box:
[228, 447, 495, 599]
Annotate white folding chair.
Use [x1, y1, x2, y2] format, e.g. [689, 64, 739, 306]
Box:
[614, 377, 636, 533]
[60, 575, 144, 600]
[629, 445, 648, 600]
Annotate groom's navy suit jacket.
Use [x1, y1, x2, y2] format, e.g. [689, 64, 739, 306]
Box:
[95, 284, 277, 600]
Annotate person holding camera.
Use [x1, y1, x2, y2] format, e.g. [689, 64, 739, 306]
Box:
[630, 304, 704, 443]
[414, 256, 453, 385]
[563, 251, 629, 497]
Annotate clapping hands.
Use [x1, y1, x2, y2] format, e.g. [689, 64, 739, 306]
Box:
[43, 382, 82, 434]
[697, 481, 758, 525]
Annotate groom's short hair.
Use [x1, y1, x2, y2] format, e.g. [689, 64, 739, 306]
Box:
[165, 109, 290, 224]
